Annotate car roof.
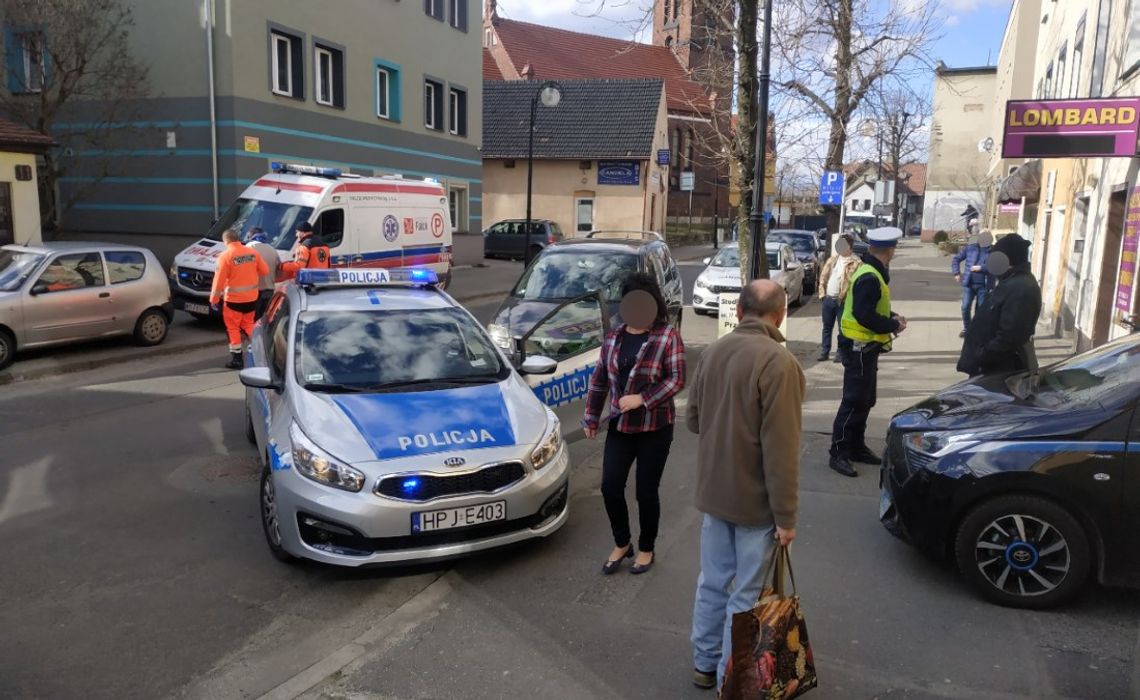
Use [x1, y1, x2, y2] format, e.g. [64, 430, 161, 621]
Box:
[493, 219, 553, 224]
[547, 238, 651, 254]
[295, 285, 458, 313]
[2, 241, 149, 254]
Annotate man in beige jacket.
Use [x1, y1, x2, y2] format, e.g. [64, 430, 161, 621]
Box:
[817, 233, 860, 363]
[686, 279, 807, 690]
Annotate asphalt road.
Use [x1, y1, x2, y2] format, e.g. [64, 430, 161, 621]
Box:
[2, 253, 1137, 698]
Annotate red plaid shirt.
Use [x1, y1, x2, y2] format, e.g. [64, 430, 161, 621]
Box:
[583, 322, 686, 433]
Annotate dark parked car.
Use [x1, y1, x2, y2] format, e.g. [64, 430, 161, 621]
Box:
[483, 219, 564, 260]
[767, 229, 827, 289]
[880, 334, 1140, 609]
[486, 231, 684, 356]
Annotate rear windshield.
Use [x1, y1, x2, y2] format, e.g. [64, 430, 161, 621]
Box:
[206, 198, 314, 251]
[769, 233, 815, 253]
[511, 250, 640, 303]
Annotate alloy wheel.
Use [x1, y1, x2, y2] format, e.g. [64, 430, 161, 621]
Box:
[973, 513, 1070, 598]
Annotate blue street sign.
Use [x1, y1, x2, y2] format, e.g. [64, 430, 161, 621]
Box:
[598, 160, 641, 186]
[819, 171, 845, 206]
[656, 149, 671, 166]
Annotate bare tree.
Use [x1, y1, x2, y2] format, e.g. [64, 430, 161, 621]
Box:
[0, 0, 151, 230]
[773, 0, 939, 235]
[860, 85, 930, 226]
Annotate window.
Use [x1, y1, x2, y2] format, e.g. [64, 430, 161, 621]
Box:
[1072, 16, 1085, 98]
[0, 182, 11, 245]
[375, 60, 401, 121]
[686, 128, 695, 169]
[105, 251, 146, 284]
[484, 28, 493, 47]
[1044, 63, 1053, 99]
[424, 78, 444, 130]
[270, 29, 304, 99]
[5, 28, 46, 94]
[448, 86, 467, 136]
[664, 0, 673, 22]
[863, 199, 872, 210]
[314, 208, 345, 247]
[424, 0, 444, 21]
[1056, 44, 1067, 99]
[1125, 0, 1140, 77]
[268, 299, 291, 379]
[314, 43, 345, 108]
[33, 253, 104, 293]
[449, 0, 468, 31]
[1090, 0, 1112, 97]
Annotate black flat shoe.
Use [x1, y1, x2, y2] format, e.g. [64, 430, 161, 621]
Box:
[829, 455, 858, 478]
[851, 446, 882, 465]
[630, 552, 655, 575]
[602, 544, 634, 575]
[693, 668, 717, 690]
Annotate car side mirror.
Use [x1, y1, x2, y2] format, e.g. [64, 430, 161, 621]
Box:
[239, 367, 280, 391]
[519, 355, 558, 375]
[29, 283, 48, 296]
[702, 257, 711, 265]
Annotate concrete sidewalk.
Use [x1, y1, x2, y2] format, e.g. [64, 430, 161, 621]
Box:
[289, 240, 1133, 700]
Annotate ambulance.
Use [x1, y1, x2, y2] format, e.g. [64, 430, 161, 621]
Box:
[168, 162, 453, 318]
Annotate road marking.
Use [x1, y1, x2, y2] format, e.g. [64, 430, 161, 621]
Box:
[0, 456, 53, 526]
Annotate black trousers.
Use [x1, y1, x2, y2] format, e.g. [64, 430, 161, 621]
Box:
[830, 347, 880, 458]
[254, 289, 273, 321]
[601, 424, 674, 552]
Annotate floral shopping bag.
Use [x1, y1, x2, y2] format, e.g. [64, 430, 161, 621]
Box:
[721, 545, 817, 700]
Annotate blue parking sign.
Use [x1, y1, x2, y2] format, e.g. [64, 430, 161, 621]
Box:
[819, 171, 845, 206]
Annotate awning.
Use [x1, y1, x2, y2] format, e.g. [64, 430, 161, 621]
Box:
[997, 159, 1042, 204]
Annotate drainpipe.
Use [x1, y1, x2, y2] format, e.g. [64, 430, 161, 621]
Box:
[204, 0, 219, 218]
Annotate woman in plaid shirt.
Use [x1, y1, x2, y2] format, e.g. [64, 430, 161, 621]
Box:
[583, 273, 686, 575]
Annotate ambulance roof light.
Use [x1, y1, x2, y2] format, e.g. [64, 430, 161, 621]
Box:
[270, 162, 344, 179]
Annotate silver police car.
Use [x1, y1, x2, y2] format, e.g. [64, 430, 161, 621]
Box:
[240, 267, 569, 567]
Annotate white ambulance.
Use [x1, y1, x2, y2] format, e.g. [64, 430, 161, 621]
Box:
[168, 162, 454, 318]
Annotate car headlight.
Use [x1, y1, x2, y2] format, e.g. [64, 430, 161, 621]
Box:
[168, 262, 178, 279]
[530, 415, 562, 469]
[488, 323, 513, 350]
[903, 431, 978, 458]
[695, 278, 709, 290]
[290, 423, 365, 492]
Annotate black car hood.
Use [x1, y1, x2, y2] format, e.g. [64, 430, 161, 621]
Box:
[891, 373, 1110, 439]
[490, 296, 619, 337]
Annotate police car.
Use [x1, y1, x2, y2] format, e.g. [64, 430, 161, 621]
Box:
[239, 267, 570, 566]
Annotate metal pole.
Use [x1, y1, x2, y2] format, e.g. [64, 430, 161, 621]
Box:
[524, 94, 537, 266]
[748, 0, 774, 281]
[712, 177, 720, 249]
[688, 188, 693, 236]
[204, 0, 219, 218]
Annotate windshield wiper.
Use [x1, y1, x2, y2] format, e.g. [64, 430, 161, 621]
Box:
[369, 376, 501, 391]
[303, 382, 374, 393]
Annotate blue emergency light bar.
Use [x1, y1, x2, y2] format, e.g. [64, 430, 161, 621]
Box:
[296, 267, 439, 287]
[270, 162, 344, 178]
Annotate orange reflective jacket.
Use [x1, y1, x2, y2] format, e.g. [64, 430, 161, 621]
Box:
[211, 241, 269, 304]
[281, 238, 332, 278]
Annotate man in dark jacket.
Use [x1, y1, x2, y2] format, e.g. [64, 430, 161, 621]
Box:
[957, 235, 1041, 377]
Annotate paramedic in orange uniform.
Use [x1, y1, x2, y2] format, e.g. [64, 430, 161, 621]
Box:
[210, 228, 269, 369]
[280, 221, 330, 279]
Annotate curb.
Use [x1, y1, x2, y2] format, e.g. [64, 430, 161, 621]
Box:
[0, 336, 222, 387]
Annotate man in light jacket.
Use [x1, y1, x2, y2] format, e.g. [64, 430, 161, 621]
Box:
[816, 233, 860, 363]
[950, 230, 995, 338]
[246, 228, 280, 321]
[686, 279, 806, 690]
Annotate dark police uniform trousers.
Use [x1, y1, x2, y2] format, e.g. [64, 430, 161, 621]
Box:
[831, 344, 880, 457]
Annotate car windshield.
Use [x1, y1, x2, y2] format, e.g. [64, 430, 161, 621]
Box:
[770, 234, 815, 253]
[710, 248, 740, 268]
[511, 250, 640, 302]
[205, 198, 314, 251]
[1009, 337, 1140, 407]
[296, 308, 509, 392]
[0, 249, 46, 291]
[766, 251, 780, 269]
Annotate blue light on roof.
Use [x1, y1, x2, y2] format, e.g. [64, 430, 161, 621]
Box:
[271, 162, 343, 178]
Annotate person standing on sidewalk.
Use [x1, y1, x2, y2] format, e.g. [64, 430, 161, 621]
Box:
[246, 228, 279, 321]
[210, 228, 268, 369]
[829, 227, 907, 478]
[583, 273, 685, 576]
[957, 234, 1041, 377]
[950, 230, 995, 338]
[686, 279, 805, 690]
[817, 233, 860, 363]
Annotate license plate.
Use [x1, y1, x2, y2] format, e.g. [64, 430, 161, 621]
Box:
[182, 302, 210, 315]
[412, 501, 507, 533]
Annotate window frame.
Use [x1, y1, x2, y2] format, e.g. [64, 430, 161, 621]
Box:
[1056, 43, 1068, 99]
[376, 66, 391, 119]
[267, 24, 305, 100]
[19, 31, 43, 93]
[271, 33, 294, 97]
[1072, 16, 1086, 98]
[448, 85, 468, 137]
[315, 45, 334, 106]
[374, 59, 401, 122]
[104, 250, 147, 285]
[424, 0, 445, 21]
[448, 0, 468, 31]
[424, 77, 444, 131]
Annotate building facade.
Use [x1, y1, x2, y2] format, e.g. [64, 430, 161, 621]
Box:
[5, 0, 483, 260]
[0, 118, 52, 245]
[923, 65, 998, 239]
[481, 79, 669, 237]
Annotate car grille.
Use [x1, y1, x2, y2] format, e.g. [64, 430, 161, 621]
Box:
[707, 284, 740, 295]
[177, 267, 214, 292]
[375, 461, 526, 502]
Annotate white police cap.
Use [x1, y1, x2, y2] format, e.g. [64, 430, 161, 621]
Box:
[867, 227, 903, 247]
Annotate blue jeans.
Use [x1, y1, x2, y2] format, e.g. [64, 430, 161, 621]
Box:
[820, 296, 854, 356]
[962, 284, 988, 329]
[691, 515, 776, 684]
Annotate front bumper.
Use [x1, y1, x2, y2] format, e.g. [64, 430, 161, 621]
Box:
[879, 430, 965, 557]
[692, 286, 739, 312]
[273, 445, 571, 566]
[169, 281, 218, 317]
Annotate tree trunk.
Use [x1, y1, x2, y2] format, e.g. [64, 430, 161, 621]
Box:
[824, 0, 853, 236]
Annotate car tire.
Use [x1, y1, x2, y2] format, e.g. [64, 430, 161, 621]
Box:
[954, 494, 1091, 609]
[0, 328, 14, 371]
[133, 308, 169, 346]
[260, 462, 298, 564]
[245, 402, 257, 445]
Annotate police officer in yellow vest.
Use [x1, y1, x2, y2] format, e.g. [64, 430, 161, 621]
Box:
[830, 227, 908, 477]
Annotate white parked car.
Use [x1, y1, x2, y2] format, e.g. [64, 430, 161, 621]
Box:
[691, 242, 805, 316]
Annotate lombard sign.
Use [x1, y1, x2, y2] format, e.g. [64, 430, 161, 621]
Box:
[1002, 98, 1140, 158]
[598, 160, 641, 186]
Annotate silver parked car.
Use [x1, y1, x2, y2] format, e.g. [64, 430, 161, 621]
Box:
[0, 242, 173, 369]
[691, 242, 806, 316]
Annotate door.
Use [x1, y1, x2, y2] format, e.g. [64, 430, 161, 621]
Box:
[24, 251, 114, 344]
[0, 182, 12, 246]
[576, 198, 594, 235]
[103, 249, 150, 333]
[519, 293, 609, 427]
[1093, 190, 1127, 346]
[313, 208, 346, 260]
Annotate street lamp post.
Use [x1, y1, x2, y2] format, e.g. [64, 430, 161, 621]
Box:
[525, 81, 563, 267]
[748, 0, 775, 281]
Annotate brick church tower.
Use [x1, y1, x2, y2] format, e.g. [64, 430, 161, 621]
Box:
[652, 0, 734, 99]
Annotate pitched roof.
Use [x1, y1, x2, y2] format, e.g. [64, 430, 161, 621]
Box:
[483, 49, 503, 81]
[0, 118, 54, 152]
[490, 18, 709, 116]
[843, 159, 927, 196]
[900, 162, 926, 196]
[483, 78, 665, 159]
